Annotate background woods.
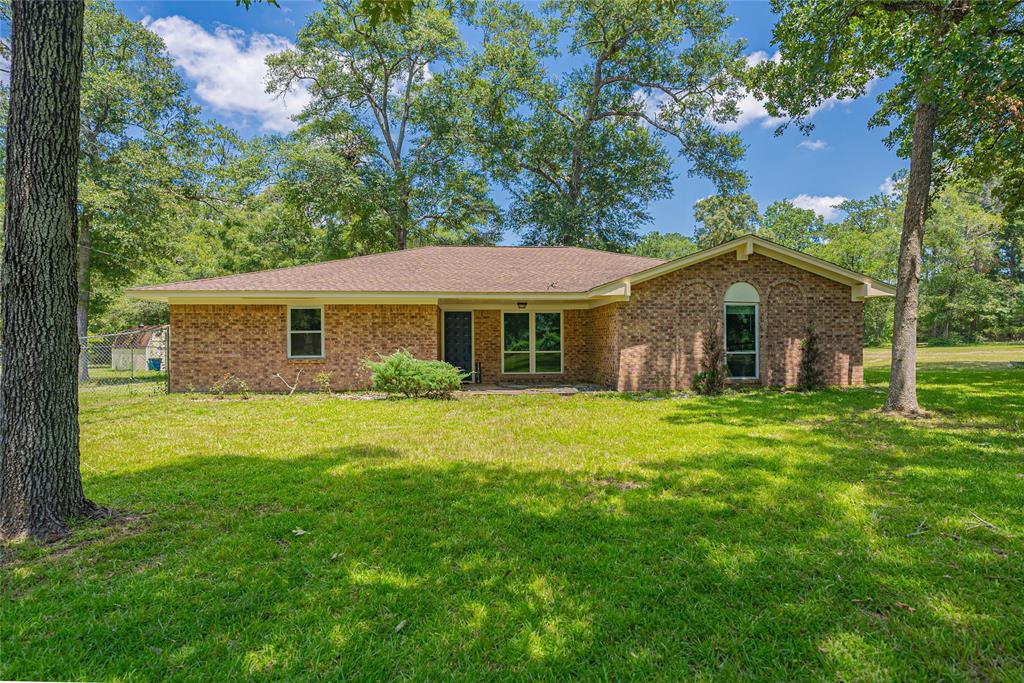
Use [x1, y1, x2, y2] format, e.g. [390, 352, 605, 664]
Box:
[0, 0, 1020, 345]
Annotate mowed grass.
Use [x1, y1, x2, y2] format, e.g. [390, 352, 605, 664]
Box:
[2, 345, 1023, 681]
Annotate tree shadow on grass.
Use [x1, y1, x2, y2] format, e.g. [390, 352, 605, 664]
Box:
[4, 425, 1023, 681]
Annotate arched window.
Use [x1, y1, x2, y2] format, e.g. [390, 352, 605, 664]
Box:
[724, 283, 759, 379]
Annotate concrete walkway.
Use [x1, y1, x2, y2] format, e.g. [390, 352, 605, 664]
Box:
[458, 383, 610, 396]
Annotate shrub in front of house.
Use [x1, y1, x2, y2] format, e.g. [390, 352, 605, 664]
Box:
[798, 323, 825, 391]
[364, 349, 467, 399]
[692, 325, 727, 396]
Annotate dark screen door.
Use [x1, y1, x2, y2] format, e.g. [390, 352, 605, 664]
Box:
[443, 311, 473, 379]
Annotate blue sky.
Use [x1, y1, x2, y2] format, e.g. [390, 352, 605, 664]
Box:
[119, 0, 904, 241]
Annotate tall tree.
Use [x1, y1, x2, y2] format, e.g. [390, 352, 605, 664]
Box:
[266, 0, 499, 251]
[631, 231, 697, 260]
[0, 0, 101, 541]
[692, 192, 759, 248]
[759, 199, 824, 250]
[457, 0, 747, 250]
[753, 0, 1024, 415]
[73, 0, 208, 378]
[813, 193, 903, 346]
[919, 181, 1008, 341]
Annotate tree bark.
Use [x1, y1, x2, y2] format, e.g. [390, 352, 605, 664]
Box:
[0, 0, 99, 542]
[884, 98, 937, 415]
[77, 211, 91, 381]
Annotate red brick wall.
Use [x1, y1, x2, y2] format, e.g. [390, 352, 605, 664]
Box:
[611, 252, 863, 390]
[169, 253, 863, 392]
[169, 304, 437, 392]
[585, 302, 622, 387]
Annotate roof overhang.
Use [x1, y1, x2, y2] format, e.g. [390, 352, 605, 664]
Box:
[125, 289, 627, 307]
[588, 235, 895, 302]
[127, 235, 893, 306]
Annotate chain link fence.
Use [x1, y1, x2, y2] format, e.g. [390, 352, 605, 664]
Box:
[78, 325, 169, 392]
[0, 325, 170, 393]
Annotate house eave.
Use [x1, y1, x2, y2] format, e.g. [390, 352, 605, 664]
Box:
[125, 289, 625, 307]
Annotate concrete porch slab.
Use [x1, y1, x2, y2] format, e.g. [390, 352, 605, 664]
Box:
[458, 383, 611, 396]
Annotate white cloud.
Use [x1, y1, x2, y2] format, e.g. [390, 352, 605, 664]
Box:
[880, 175, 899, 196]
[142, 15, 310, 133]
[717, 50, 864, 133]
[790, 194, 848, 221]
[798, 139, 828, 151]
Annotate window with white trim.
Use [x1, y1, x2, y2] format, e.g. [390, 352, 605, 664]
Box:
[502, 311, 562, 374]
[288, 307, 324, 358]
[723, 282, 759, 379]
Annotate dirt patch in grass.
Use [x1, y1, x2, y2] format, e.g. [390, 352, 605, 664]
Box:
[2, 511, 150, 569]
[591, 477, 646, 491]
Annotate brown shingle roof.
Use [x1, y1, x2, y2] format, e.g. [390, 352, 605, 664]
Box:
[133, 246, 665, 294]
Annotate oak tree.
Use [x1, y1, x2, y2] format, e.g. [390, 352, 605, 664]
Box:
[0, 0, 102, 541]
[74, 0, 207, 377]
[692, 192, 759, 248]
[456, 0, 748, 250]
[266, 0, 499, 252]
[753, 0, 1024, 414]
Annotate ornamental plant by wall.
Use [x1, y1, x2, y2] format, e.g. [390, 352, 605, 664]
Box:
[364, 349, 467, 399]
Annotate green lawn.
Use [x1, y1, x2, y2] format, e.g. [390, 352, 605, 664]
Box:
[3, 345, 1023, 680]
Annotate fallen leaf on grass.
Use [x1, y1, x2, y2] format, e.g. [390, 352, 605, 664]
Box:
[292, 528, 307, 536]
[395, 620, 408, 633]
[894, 601, 916, 613]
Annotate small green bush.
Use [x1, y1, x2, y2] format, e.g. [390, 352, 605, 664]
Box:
[315, 371, 333, 395]
[364, 349, 467, 399]
[211, 374, 250, 399]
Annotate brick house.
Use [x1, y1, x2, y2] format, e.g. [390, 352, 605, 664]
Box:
[127, 235, 894, 392]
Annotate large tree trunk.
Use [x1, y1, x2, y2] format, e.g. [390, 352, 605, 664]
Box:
[77, 212, 91, 382]
[883, 99, 937, 415]
[0, 0, 98, 542]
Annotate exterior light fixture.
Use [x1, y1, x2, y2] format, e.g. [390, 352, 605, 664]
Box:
[516, 302, 527, 309]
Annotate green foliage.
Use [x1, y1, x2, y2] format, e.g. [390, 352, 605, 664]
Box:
[364, 349, 467, 398]
[210, 374, 251, 399]
[797, 323, 824, 391]
[631, 231, 697, 260]
[808, 180, 1024, 346]
[759, 200, 824, 250]
[454, 0, 748, 250]
[692, 193, 759, 248]
[751, 0, 1024, 217]
[265, 0, 500, 252]
[315, 372, 334, 395]
[810, 192, 903, 346]
[918, 181, 1019, 342]
[3, 0, 229, 336]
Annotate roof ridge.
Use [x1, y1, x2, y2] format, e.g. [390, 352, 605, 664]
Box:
[135, 244, 662, 290]
[135, 245, 452, 290]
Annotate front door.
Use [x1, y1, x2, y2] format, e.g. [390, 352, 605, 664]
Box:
[443, 311, 473, 380]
